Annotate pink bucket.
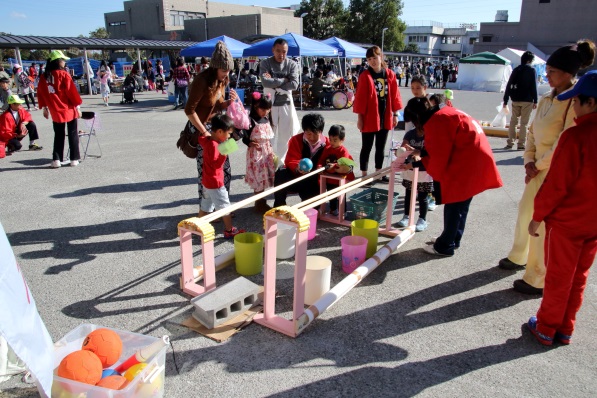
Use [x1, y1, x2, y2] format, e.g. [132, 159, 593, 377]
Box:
[305, 208, 318, 240]
[340, 236, 368, 273]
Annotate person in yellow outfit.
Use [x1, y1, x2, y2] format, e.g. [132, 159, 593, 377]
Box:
[498, 39, 596, 295]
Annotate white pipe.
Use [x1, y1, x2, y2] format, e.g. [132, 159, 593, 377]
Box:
[83, 48, 93, 96]
[192, 249, 235, 280]
[295, 226, 415, 334]
[296, 167, 390, 210]
[199, 167, 326, 224]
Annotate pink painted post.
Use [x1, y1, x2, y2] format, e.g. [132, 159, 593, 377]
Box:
[385, 170, 396, 231]
[408, 168, 419, 228]
[318, 173, 349, 225]
[292, 228, 309, 324]
[262, 218, 278, 320]
[179, 228, 216, 297]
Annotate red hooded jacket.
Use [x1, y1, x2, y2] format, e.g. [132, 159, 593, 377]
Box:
[422, 106, 503, 204]
[0, 107, 33, 158]
[353, 68, 403, 133]
[37, 70, 82, 123]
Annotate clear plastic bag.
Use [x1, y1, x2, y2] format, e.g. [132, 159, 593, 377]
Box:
[491, 104, 509, 128]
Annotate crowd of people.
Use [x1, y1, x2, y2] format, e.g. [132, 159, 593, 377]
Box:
[2, 37, 597, 347]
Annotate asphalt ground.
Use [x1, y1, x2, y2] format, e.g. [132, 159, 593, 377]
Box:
[1, 86, 596, 397]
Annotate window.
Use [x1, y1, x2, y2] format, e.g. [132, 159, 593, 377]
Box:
[408, 35, 427, 43]
[482, 35, 492, 42]
[539, 0, 550, 3]
[109, 21, 126, 26]
[469, 37, 478, 45]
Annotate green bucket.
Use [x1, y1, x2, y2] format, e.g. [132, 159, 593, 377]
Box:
[234, 232, 264, 276]
[351, 219, 379, 258]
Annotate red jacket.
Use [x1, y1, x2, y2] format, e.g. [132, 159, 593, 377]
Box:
[353, 68, 403, 132]
[422, 106, 503, 204]
[317, 145, 356, 184]
[37, 70, 82, 123]
[0, 108, 33, 158]
[533, 112, 597, 239]
[198, 136, 226, 189]
[285, 133, 330, 176]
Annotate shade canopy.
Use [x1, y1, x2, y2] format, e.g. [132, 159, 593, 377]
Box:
[321, 37, 366, 58]
[243, 32, 338, 57]
[496, 48, 546, 67]
[459, 52, 511, 65]
[180, 35, 250, 58]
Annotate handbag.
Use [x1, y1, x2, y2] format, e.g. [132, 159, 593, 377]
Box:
[227, 98, 250, 130]
[176, 120, 199, 159]
[176, 102, 217, 159]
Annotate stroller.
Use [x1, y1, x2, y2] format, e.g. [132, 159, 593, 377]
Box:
[120, 74, 139, 104]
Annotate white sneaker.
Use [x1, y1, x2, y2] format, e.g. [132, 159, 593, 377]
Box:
[70, 160, 79, 167]
[396, 215, 409, 228]
[50, 160, 61, 168]
[415, 218, 428, 232]
[428, 197, 438, 211]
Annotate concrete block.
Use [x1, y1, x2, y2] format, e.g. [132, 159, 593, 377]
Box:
[190, 277, 260, 329]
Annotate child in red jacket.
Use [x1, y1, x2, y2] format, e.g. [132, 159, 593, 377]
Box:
[526, 70, 597, 346]
[197, 114, 245, 239]
[317, 125, 355, 216]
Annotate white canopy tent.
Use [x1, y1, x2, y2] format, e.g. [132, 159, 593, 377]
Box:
[448, 52, 512, 93]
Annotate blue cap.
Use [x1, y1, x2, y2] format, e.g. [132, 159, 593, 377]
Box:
[558, 70, 597, 100]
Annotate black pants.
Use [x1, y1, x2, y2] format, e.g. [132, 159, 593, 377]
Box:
[22, 93, 36, 109]
[273, 168, 320, 207]
[433, 197, 473, 255]
[404, 76, 410, 87]
[404, 189, 429, 220]
[397, 76, 402, 86]
[52, 119, 79, 162]
[6, 122, 39, 151]
[360, 129, 389, 171]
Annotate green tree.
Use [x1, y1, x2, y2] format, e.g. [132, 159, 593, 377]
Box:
[89, 27, 109, 39]
[404, 43, 419, 54]
[345, 0, 406, 52]
[295, 0, 349, 40]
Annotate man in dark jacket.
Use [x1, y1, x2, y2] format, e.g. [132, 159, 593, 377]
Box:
[503, 51, 538, 150]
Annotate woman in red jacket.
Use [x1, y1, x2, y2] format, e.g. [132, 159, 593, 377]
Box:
[353, 46, 403, 179]
[405, 97, 503, 256]
[37, 50, 83, 168]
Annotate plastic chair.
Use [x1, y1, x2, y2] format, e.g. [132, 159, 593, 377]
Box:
[78, 111, 102, 160]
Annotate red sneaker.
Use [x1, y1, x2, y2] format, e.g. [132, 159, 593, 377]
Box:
[224, 227, 245, 239]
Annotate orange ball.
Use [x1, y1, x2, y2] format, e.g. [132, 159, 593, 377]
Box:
[57, 350, 103, 385]
[96, 375, 128, 390]
[82, 328, 123, 368]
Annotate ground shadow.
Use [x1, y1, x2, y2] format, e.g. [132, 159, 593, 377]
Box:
[496, 157, 524, 166]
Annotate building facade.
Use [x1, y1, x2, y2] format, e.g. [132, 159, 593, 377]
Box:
[404, 21, 479, 58]
[105, 0, 300, 42]
[475, 0, 597, 58]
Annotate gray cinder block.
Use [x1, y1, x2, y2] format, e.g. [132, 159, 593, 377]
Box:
[191, 277, 260, 329]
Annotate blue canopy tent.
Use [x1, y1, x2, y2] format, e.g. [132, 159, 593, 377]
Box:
[242, 32, 338, 57]
[321, 37, 366, 58]
[180, 35, 250, 58]
[243, 33, 338, 108]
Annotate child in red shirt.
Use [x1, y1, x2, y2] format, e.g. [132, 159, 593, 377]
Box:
[318, 125, 355, 216]
[526, 70, 597, 346]
[197, 114, 245, 239]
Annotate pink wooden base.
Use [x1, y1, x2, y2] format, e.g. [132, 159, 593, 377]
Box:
[179, 227, 216, 297]
[254, 216, 310, 338]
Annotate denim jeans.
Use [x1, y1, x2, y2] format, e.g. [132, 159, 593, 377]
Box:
[175, 86, 187, 107]
[433, 197, 473, 255]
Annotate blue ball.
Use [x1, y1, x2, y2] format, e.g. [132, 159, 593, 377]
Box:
[299, 158, 313, 172]
[101, 368, 120, 378]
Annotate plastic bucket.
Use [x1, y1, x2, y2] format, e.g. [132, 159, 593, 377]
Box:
[305, 256, 332, 305]
[276, 223, 296, 259]
[234, 233, 263, 276]
[351, 219, 379, 258]
[341, 236, 368, 273]
[305, 208, 318, 240]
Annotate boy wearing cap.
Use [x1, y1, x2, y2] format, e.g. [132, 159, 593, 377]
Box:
[0, 94, 43, 157]
[0, 77, 12, 112]
[526, 70, 597, 346]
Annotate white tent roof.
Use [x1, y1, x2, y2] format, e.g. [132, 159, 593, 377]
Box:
[496, 48, 546, 68]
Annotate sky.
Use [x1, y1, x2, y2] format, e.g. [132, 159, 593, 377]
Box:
[2, 0, 523, 37]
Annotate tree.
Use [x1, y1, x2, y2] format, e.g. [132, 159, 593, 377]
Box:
[89, 27, 109, 39]
[345, 0, 406, 52]
[295, 0, 349, 40]
[404, 43, 419, 54]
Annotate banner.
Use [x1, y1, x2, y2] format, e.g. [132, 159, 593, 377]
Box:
[0, 221, 53, 397]
[123, 64, 133, 76]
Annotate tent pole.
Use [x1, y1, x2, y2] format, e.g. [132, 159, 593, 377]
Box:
[299, 56, 303, 111]
[15, 47, 22, 66]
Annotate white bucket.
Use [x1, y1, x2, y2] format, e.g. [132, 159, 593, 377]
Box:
[304, 256, 332, 305]
[276, 223, 296, 259]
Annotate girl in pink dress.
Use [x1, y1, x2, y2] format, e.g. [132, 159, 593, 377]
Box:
[242, 92, 275, 213]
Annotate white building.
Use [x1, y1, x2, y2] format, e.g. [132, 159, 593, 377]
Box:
[404, 21, 479, 58]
